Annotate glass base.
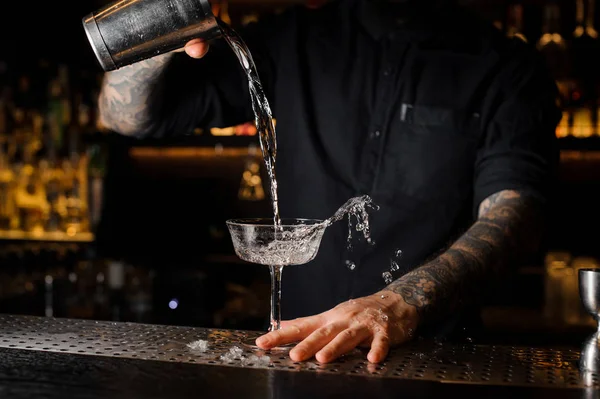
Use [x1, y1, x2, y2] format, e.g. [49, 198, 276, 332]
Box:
[238, 332, 296, 352]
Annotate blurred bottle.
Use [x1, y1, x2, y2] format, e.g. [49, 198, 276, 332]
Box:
[506, 3, 527, 42]
[87, 143, 106, 232]
[571, 0, 600, 136]
[537, 2, 573, 116]
[544, 251, 572, 324]
[238, 145, 265, 202]
[108, 260, 127, 321]
[0, 91, 15, 230]
[93, 264, 110, 320]
[12, 79, 48, 234]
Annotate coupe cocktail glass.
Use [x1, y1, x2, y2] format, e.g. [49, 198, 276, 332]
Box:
[226, 218, 326, 346]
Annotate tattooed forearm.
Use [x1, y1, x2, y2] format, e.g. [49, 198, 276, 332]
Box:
[98, 53, 174, 136]
[384, 190, 543, 325]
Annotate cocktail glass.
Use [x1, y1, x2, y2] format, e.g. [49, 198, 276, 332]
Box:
[226, 218, 326, 349]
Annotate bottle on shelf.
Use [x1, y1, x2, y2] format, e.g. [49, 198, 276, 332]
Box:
[0, 91, 15, 230]
[537, 2, 574, 138]
[571, 0, 600, 137]
[506, 3, 527, 42]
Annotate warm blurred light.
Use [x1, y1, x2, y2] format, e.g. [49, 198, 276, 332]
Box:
[210, 126, 236, 136]
[130, 147, 257, 159]
[572, 108, 594, 138]
[555, 111, 570, 138]
[209, 120, 274, 137]
[538, 33, 565, 47]
[66, 226, 78, 237]
[238, 145, 265, 201]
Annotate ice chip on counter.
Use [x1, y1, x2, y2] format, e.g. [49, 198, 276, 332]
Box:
[186, 340, 209, 352]
[220, 346, 271, 367]
[220, 346, 245, 362]
[242, 355, 272, 367]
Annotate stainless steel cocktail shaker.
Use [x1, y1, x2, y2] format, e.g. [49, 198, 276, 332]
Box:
[82, 0, 221, 71]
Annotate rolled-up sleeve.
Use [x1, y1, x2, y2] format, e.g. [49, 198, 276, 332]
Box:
[474, 41, 562, 211]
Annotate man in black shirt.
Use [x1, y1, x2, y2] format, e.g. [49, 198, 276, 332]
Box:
[97, 0, 561, 364]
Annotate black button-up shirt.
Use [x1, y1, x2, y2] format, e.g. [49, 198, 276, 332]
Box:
[152, 0, 560, 322]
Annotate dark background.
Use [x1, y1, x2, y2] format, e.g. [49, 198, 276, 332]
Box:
[0, 0, 597, 339]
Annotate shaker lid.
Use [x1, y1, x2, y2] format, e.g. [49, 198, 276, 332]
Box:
[82, 13, 117, 72]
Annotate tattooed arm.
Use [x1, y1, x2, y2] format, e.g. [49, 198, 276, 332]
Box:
[97, 39, 211, 137]
[383, 189, 544, 328]
[97, 53, 175, 137]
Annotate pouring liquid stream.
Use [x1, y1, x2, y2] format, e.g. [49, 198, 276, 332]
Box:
[218, 20, 282, 230]
[217, 20, 379, 246]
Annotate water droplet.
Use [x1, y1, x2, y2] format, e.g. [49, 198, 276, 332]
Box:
[407, 328, 415, 338]
[345, 260, 356, 271]
[382, 272, 393, 285]
[395, 249, 403, 259]
[390, 261, 400, 272]
[380, 294, 388, 300]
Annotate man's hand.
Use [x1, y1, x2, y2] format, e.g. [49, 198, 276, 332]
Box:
[255, 292, 419, 364]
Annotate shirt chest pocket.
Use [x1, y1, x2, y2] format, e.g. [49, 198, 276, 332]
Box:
[383, 104, 480, 204]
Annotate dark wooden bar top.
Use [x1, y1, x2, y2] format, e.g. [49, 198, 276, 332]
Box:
[0, 314, 597, 399]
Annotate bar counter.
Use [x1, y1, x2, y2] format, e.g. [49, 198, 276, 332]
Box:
[0, 314, 596, 399]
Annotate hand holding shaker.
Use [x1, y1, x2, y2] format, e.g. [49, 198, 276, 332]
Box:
[82, 0, 221, 72]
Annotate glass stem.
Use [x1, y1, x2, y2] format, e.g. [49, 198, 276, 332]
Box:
[269, 265, 284, 331]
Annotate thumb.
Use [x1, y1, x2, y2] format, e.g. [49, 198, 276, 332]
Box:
[183, 39, 210, 58]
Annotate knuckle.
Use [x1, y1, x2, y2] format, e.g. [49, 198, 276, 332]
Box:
[270, 330, 283, 340]
[289, 324, 302, 335]
[377, 334, 391, 346]
[342, 329, 358, 340]
[319, 324, 336, 337]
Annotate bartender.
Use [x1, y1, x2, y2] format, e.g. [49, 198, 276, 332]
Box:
[97, 0, 561, 364]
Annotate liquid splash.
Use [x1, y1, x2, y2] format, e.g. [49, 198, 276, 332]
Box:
[382, 272, 393, 285]
[326, 195, 379, 248]
[232, 195, 379, 267]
